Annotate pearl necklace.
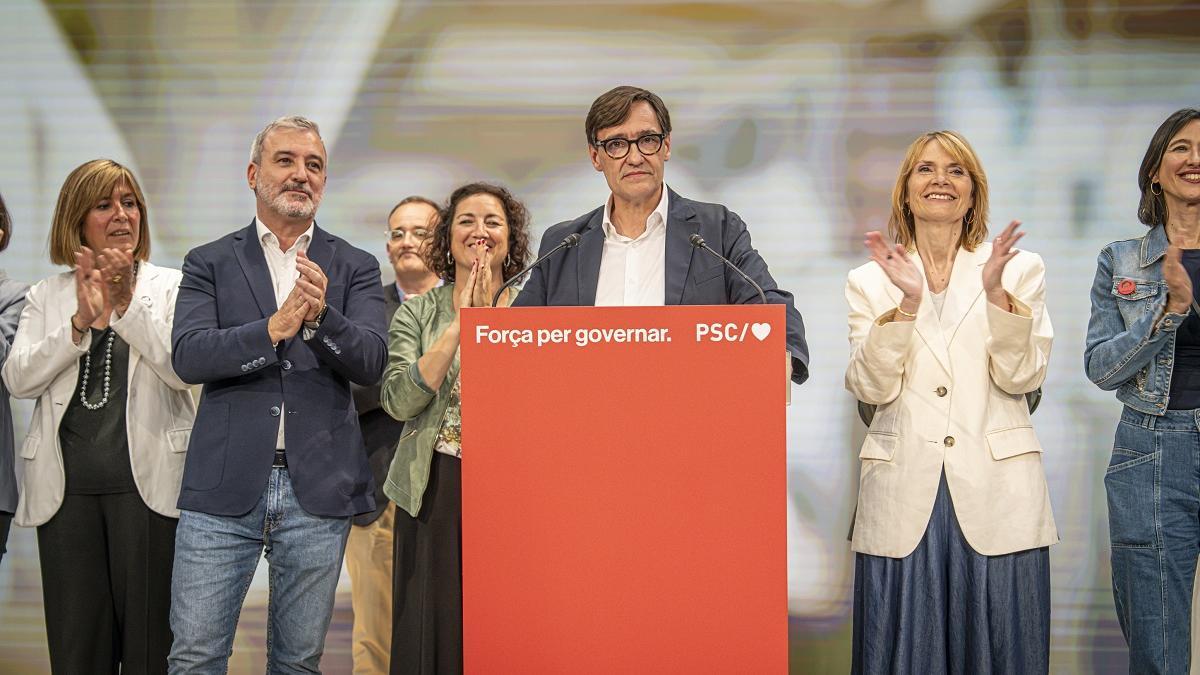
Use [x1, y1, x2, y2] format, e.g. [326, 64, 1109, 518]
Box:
[79, 330, 115, 410]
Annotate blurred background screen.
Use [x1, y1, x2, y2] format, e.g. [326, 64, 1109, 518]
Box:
[1, 0, 1199, 672]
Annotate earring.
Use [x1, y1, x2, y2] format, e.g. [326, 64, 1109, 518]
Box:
[964, 208, 975, 226]
[446, 250, 453, 265]
[505, 254, 512, 267]
[1151, 180, 1163, 196]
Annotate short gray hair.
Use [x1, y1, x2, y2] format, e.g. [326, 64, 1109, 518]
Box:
[249, 115, 323, 166]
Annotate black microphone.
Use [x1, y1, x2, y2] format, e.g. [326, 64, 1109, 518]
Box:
[491, 233, 583, 307]
[689, 233, 766, 304]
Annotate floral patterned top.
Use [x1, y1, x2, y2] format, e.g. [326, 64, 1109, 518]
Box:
[434, 376, 462, 458]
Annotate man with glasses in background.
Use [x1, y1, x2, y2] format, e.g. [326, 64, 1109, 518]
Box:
[515, 85, 809, 384]
[347, 196, 441, 674]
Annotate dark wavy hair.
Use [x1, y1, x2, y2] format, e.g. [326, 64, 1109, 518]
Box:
[425, 182, 532, 283]
[1138, 108, 1200, 227]
[0, 192, 10, 253]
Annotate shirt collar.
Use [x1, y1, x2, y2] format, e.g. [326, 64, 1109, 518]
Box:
[256, 217, 314, 254]
[601, 186, 669, 241]
[395, 277, 444, 302]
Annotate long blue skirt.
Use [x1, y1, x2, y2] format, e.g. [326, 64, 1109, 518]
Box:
[851, 472, 1051, 674]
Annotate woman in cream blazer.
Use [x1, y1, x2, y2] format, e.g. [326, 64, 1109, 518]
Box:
[2, 160, 194, 675]
[845, 132, 1056, 675]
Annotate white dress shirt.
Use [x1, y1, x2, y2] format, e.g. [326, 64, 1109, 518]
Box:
[594, 189, 669, 307]
[256, 218, 313, 449]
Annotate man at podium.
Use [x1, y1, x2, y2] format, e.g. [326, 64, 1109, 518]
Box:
[513, 85, 809, 383]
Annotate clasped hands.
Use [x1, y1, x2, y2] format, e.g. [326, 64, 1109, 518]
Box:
[864, 220, 1025, 321]
[72, 246, 135, 340]
[453, 239, 498, 317]
[268, 250, 328, 344]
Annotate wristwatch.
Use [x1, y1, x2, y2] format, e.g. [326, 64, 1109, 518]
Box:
[303, 303, 328, 330]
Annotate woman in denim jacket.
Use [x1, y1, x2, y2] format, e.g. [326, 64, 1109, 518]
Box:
[380, 182, 531, 675]
[1085, 107, 1200, 673]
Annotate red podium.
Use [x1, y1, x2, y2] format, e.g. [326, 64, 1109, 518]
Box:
[459, 305, 787, 673]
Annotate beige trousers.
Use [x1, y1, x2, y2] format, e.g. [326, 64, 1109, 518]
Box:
[345, 501, 395, 675]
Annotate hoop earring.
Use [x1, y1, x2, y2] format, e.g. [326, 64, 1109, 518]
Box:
[964, 207, 975, 226]
[446, 250, 453, 265]
[1151, 180, 1163, 196]
[505, 254, 512, 267]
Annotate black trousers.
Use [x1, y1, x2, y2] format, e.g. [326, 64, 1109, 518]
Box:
[391, 452, 463, 675]
[37, 492, 177, 675]
[0, 510, 11, 566]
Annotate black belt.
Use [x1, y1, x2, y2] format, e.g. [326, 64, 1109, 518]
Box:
[272, 450, 287, 468]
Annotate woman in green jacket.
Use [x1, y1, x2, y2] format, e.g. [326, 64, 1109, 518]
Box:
[381, 182, 531, 675]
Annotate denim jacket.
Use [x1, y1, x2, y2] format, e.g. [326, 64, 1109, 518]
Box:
[1085, 224, 1190, 414]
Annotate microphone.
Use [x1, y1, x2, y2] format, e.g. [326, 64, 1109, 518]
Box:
[492, 233, 582, 307]
[689, 233, 766, 304]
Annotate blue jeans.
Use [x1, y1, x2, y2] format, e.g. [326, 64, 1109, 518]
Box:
[167, 468, 351, 674]
[1107, 407, 1200, 674]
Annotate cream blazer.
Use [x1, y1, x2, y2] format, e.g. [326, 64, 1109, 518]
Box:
[2, 263, 195, 526]
[844, 243, 1057, 558]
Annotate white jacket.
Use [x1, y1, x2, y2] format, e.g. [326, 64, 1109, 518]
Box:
[844, 243, 1058, 558]
[3, 263, 195, 526]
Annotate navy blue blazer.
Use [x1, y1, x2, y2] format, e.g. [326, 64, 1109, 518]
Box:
[172, 222, 387, 518]
[349, 282, 404, 527]
[514, 188, 810, 384]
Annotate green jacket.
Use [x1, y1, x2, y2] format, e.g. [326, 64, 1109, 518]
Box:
[381, 284, 460, 517]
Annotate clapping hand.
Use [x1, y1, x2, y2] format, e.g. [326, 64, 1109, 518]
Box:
[982, 220, 1024, 310]
[267, 287, 319, 344]
[96, 247, 135, 316]
[1164, 244, 1193, 315]
[864, 231, 922, 319]
[295, 250, 328, 322]
[454, 256, 480, 317]
[72, 247, 106, 334]
[470, 239, 494, 308]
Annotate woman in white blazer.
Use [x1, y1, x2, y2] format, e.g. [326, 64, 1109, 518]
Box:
[844, 131, 1056, 675]
[2, 159, 195, 675]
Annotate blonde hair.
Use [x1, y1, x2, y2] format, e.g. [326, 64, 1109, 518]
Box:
[50, 159, 151, 266]
[888, 130, 989, 252]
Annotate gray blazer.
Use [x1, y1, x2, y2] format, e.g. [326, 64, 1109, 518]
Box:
[0, 274, 30, 514]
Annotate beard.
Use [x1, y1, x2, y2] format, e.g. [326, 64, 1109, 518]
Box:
[256, 179, 322, 220]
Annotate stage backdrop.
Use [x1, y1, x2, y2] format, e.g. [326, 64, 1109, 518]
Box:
[1, 0, 1199, 672]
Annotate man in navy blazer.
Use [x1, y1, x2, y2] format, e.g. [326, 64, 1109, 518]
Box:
[515, 86, 809, 383]
[167, 116, 387, 673]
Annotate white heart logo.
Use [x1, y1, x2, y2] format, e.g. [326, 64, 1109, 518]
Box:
[750, 323, 771, 341]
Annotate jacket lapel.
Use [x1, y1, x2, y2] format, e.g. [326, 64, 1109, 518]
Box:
[938, 245, 986, 345]
[125, 262, 158, 380]
[233, 220, 278, 317]
[1141, 224, 1169, 267]
[383, 283, 402, 313]
[306, 224, 335, 279]
[575, 211, 604, 306]
[664, 188, 698, 305]
[887, 252, 952, 377]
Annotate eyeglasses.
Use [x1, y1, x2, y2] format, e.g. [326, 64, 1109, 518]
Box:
[387, 228, 429, 241]
[593, 132, 666, 160]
